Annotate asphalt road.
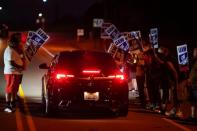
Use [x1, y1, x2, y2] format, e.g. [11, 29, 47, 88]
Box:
[0, 97, 197, 131]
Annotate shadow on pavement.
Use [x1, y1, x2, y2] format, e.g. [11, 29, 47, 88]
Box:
[15, 96, 122, 119]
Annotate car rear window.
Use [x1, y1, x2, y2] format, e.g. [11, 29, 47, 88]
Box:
[57, 51, 117, 70]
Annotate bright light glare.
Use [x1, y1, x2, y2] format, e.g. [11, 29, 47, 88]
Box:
[108, 74, 124, 80]
[56, 74, 66, 79]
[56, 74, 74, 79]
[82, 70, 101, 74]
[43, 0, 47, 2]
[116, 75, 124, 80]
[0, 7, 2, 10]
[38, 13, 43, 17]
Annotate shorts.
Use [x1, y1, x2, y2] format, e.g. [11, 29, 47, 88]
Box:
[4, 74, 21, 94]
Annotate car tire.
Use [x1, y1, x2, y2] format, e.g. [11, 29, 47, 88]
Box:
[119, 103, 128, 116]
[116, 98, 128, 116]
[46, 90, 56, 115]
[111, 100, 128, 116]
[41, 89, 46, 114]
[42, 88, 55, 115]
[41, 79, 47, 114]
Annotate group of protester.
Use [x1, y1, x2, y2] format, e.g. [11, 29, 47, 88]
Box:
[126, 41, 197, 119]
[0, 24, 197, 121]
[0, 24, 26, 113]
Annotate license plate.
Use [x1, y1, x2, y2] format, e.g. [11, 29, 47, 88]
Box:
[84, 92, 99, 101]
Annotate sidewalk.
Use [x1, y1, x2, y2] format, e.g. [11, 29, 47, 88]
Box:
[129, 97, 197, 125]
[166, 101, 197, 123]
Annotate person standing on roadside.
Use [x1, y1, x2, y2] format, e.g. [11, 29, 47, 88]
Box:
[144, 48, 162, 111]
[136, 51, 146, 108]
[157, 47, 183, 117]
[3, 33, 26, 113]
[188, 48, 197, 119]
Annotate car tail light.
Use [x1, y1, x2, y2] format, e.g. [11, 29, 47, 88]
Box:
[82, 70, 101, 74]
[108, 74, 125, 80]
[56, 73, 74, 79]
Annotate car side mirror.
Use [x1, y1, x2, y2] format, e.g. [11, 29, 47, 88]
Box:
[39, 63, 49, 69]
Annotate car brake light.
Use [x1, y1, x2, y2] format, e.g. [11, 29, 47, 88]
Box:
[82, 70, 101, 74]
[56, 73, 74, 79]
[116, 75, 124, 80]
[108, 74, 124, 80]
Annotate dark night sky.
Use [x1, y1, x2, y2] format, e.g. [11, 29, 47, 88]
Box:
[0, 0, 100, 28]
[0, 0, 196, 37]
[0, 0, 196, 52]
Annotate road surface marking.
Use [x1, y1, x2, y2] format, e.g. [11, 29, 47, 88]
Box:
[162, 118, 191, 131]
[15, 108, 24, 131]
[17, 85, 36, 131]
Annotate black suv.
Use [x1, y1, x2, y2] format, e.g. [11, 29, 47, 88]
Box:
[39, 50, 128, 116]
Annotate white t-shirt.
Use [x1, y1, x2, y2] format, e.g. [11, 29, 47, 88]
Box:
[4, 46, 23, 74]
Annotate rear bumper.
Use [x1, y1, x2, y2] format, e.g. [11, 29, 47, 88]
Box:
[55, 98, 128, 112]
[49, 84, 128, 110]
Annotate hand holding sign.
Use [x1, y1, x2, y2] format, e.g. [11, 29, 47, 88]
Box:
[113, 36, 129, 51]
[149, 28, 158, 48]
[177, 44, 189, 72]
[131, 31, 141, 40]
[177, 44, 188, 65]
[25, 28, 50, 61]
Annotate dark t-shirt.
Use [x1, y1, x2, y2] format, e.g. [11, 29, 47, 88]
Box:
[190, 61, 197, 88]
[161, 55, 180, 81]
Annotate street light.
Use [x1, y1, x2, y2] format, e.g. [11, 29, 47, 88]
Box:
[0, 7, 2, 11]
[36, 13, 45, 29]
[43, 0, 47, 3]
[38, 13, 43, 17]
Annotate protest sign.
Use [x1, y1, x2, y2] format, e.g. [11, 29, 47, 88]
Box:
[77, 29, 84, 37]
[177, 44, 189, 65]
[128, 30, 143, 53]
[131, 31, 141, 40]
[36, 28, 50, 41]
[107, 43, 125, 63]
[105, 24, 121, 40]
[121, 31, 141, 41]
[113, 36, 129, 51]
[93, 18, 104, 28]
[100, 22, 111, 39]
[25, 28, 49, 61]
[149, 28, 158, 48]
[177, 44, 189, 72]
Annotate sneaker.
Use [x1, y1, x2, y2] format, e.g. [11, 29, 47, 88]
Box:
[146, 103, 154, 110]
[165, 108, 176, 116]
[154, 109, 162, 114]
[175, 111, 183, 118]
[153, 105, 161, 113]
[4, 107, 12, 113]
[10, 101, 16, 112]
[153, 104, 160, 110]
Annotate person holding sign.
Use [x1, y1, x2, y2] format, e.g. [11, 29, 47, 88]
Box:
[144, 48, 162, 111]
[157, 47, 183, 117]
[3, 33, 26, 113]
[187, 48, 197, 120]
